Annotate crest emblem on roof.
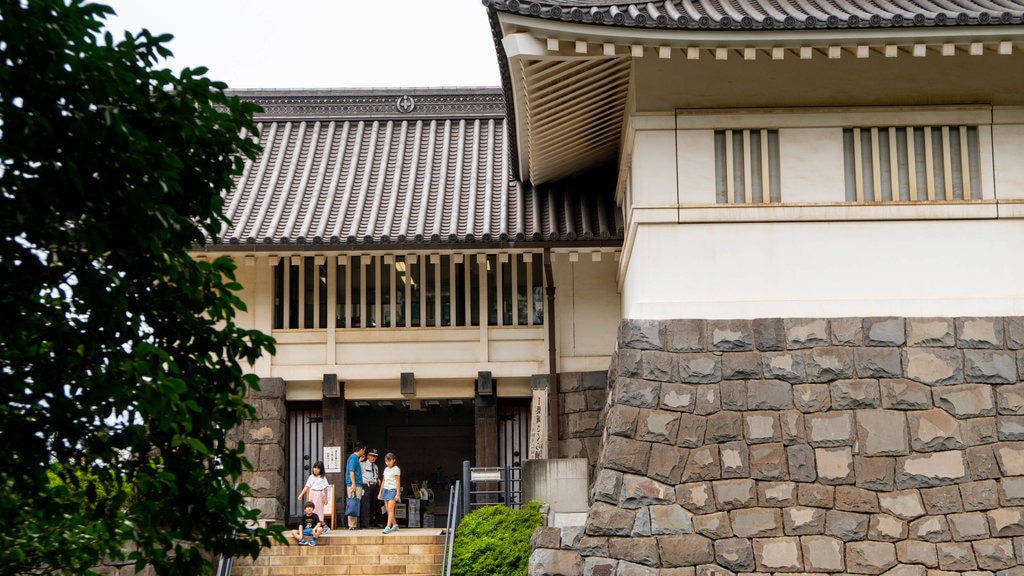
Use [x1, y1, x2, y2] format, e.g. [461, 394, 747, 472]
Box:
[396, 95, 415, 114]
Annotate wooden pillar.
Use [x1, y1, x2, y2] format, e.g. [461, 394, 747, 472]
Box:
[474, 392, 498, 469]
[322, 383, 347, 492]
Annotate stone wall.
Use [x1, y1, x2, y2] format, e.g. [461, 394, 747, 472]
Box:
[231, 376, 287, 523]
[560, 370, 610, 478]
[530, 317, 1024, 576]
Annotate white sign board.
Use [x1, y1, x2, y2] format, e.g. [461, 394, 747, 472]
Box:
[323, 446, 342, 474]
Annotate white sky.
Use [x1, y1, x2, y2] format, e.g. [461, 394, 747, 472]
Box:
[102, 0, 502, 90]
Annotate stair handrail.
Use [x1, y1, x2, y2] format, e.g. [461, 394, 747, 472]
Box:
[441, 480, 462, 576]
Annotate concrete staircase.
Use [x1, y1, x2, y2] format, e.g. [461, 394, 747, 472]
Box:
[230, 528, 446, 576]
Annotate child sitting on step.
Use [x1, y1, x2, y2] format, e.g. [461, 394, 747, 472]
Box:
[292, 502, 323, 546]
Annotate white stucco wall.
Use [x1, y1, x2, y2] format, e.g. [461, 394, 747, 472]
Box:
[554, 254, 622, 372]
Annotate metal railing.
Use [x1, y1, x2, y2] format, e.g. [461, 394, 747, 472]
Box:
[441, 480, 462, 576]
[462, 461, 523, 513]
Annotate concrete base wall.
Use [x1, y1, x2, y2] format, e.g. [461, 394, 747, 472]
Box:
[530, 317, 1024, 576]
[524, 458, 591, 513]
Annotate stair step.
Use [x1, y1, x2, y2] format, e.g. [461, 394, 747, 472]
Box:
[230, 528, 447, 576]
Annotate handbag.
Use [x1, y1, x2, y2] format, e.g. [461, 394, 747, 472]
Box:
[345, 496, 360, 516]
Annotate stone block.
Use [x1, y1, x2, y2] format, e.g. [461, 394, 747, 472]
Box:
[648, 443, 689, 485]
[749, 443, 788, 481]
[881, 379, 935, 410]
[958, 318, 1004, 349]
[878, 489, 926, 520]
[949, 512, 992, 541]
[908, 318, 956, 347]
[586, 502, 638, 537]
[855, 347, 903, 379]
[965, 350, 1018, 384]
[582, 556, 616, 576]
[692, 566, 729, 576]
[763, 353, 807, 384]
[694, 511, 732, 539]
[754, 318, 787, 351]
[897, 540, 939, 567]
[1000, 476, 1024, 506]
[904, 348, 964, 386]
[693, 385, 721, 415]
[664, 320, 707, 353]
[998, 416, 1024, 441]
[798, 483, 834, 507]
[618, 350, 644, 378]
[532, 526, 564, 549]
[601, 435, 651, 475]
[869, 514, 909, 541]
[1007, 317, 1024, 350]
[832, 317, 865, 346]
[714, 479, 756, 511]
[960, 480, 1000, 512]
[816, 447, 855, 484]
[972, 538, 1017, 570]
[748, 379, 795, 409]
[911, 515, 952, 542]
[616, 560, 659, 576]
[577, 536, 610, 557]
[866, 318, 906, 346]
[531, 548, 585, 576]
[781, 411, 806, 445]
[801, 535, 845, 572]
[745, 412, 781, 443]
[921, 486, 964, 515]
[731, 507, 783, 537]
[807, 347, 855, 382]
[709, 320, 754, 352]
[658, 534, 714, 567]
[621, 474, 675, 509]
[825, 510, 869, 541]
[754, 537, 804, 572]
[722, 351, 762, 380]
[835, 486, 879, 513]
[720, 381, 747, 410]
[676, 414, 708, 448]
[794, 383, 832, 413]
[908, 409, 965, 452]
[644, 350, 681, 383]
[605, 404, 640, 437]
[987, 508, 1024, 537]
[635, 508, 653, 537]
[715, 538, 755, 571]
[788, 444, 817, 482]
[995, 443, 1024, 476]
[650, 505, 694, 535]
[620, 320, 665, 350]
[637, 409, 680, 445]
[996, 385, 1024, 415]
[615, 378, 661, 408]
[592, 469, 624, 504]
[832, 379, 881, 409]
[967, 445, 1002, 480]
[855, 456, 896, 491]
[966, 417, 998, 446]
[564, 391, 590, 414]
[582, 370, 608, 391]
[857, 410, 910, 456]
[661, 383, 697, 413]
[807, 412, 855, 447]
[787, 318, 830, 349]
[846, 541, 897, 574]
[680, 353, 722, 384]
[759, 482, 798, 507]
[934, 384, 996, 418]
[676, 482, 716, 515]
[897, 451, 969, 489]
[937, 542, 979, 571]
[707, 412, 743, 443]
[784, 506, 827, 535]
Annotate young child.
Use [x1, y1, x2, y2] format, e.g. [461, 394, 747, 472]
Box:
[291, 502, 323, 546]
[296, 460, 330, 530]
[377, 452, 401, 534]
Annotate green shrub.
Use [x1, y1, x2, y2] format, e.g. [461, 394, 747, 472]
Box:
[450, 501, 544, 576]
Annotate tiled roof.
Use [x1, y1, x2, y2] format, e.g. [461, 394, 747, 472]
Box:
[484, 0, 1024, 30]
[213, 89, 622, 248]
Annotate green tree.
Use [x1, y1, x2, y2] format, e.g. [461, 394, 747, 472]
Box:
[450, 502, 544, 576]
[0, 1, 282, 574]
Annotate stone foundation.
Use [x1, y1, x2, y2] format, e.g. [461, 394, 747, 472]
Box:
[560, 371, 610, 479]
[230, 376, 287, 524]
[531, 317, 1024, 576]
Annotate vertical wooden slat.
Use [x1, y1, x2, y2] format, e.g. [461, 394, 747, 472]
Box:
[725, 129, 736, 204]
[359, 258, 367, 328]
[526, 255, 534, 326]
[853, 128, 865, 203]
[511, 254, 519, 326]
[960, 126, 973, 200]
[496, 255, 505, 327]
[760, 130, 771, 203]
[742, 130, 753, 204]
[449, 258, 456, 327]
[924, 127, 936, 201]
[907, 127, 919, 200]
[374, 256, 382, 328]
[284, 259, 292, 328]
[870, 127, 882, 202]
[888, 127, 900, 201]
[342, 259, 350, 328]
[941, 126, 953, 200]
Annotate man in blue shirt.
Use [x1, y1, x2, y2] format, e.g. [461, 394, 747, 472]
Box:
[345, 442, 366, 529]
